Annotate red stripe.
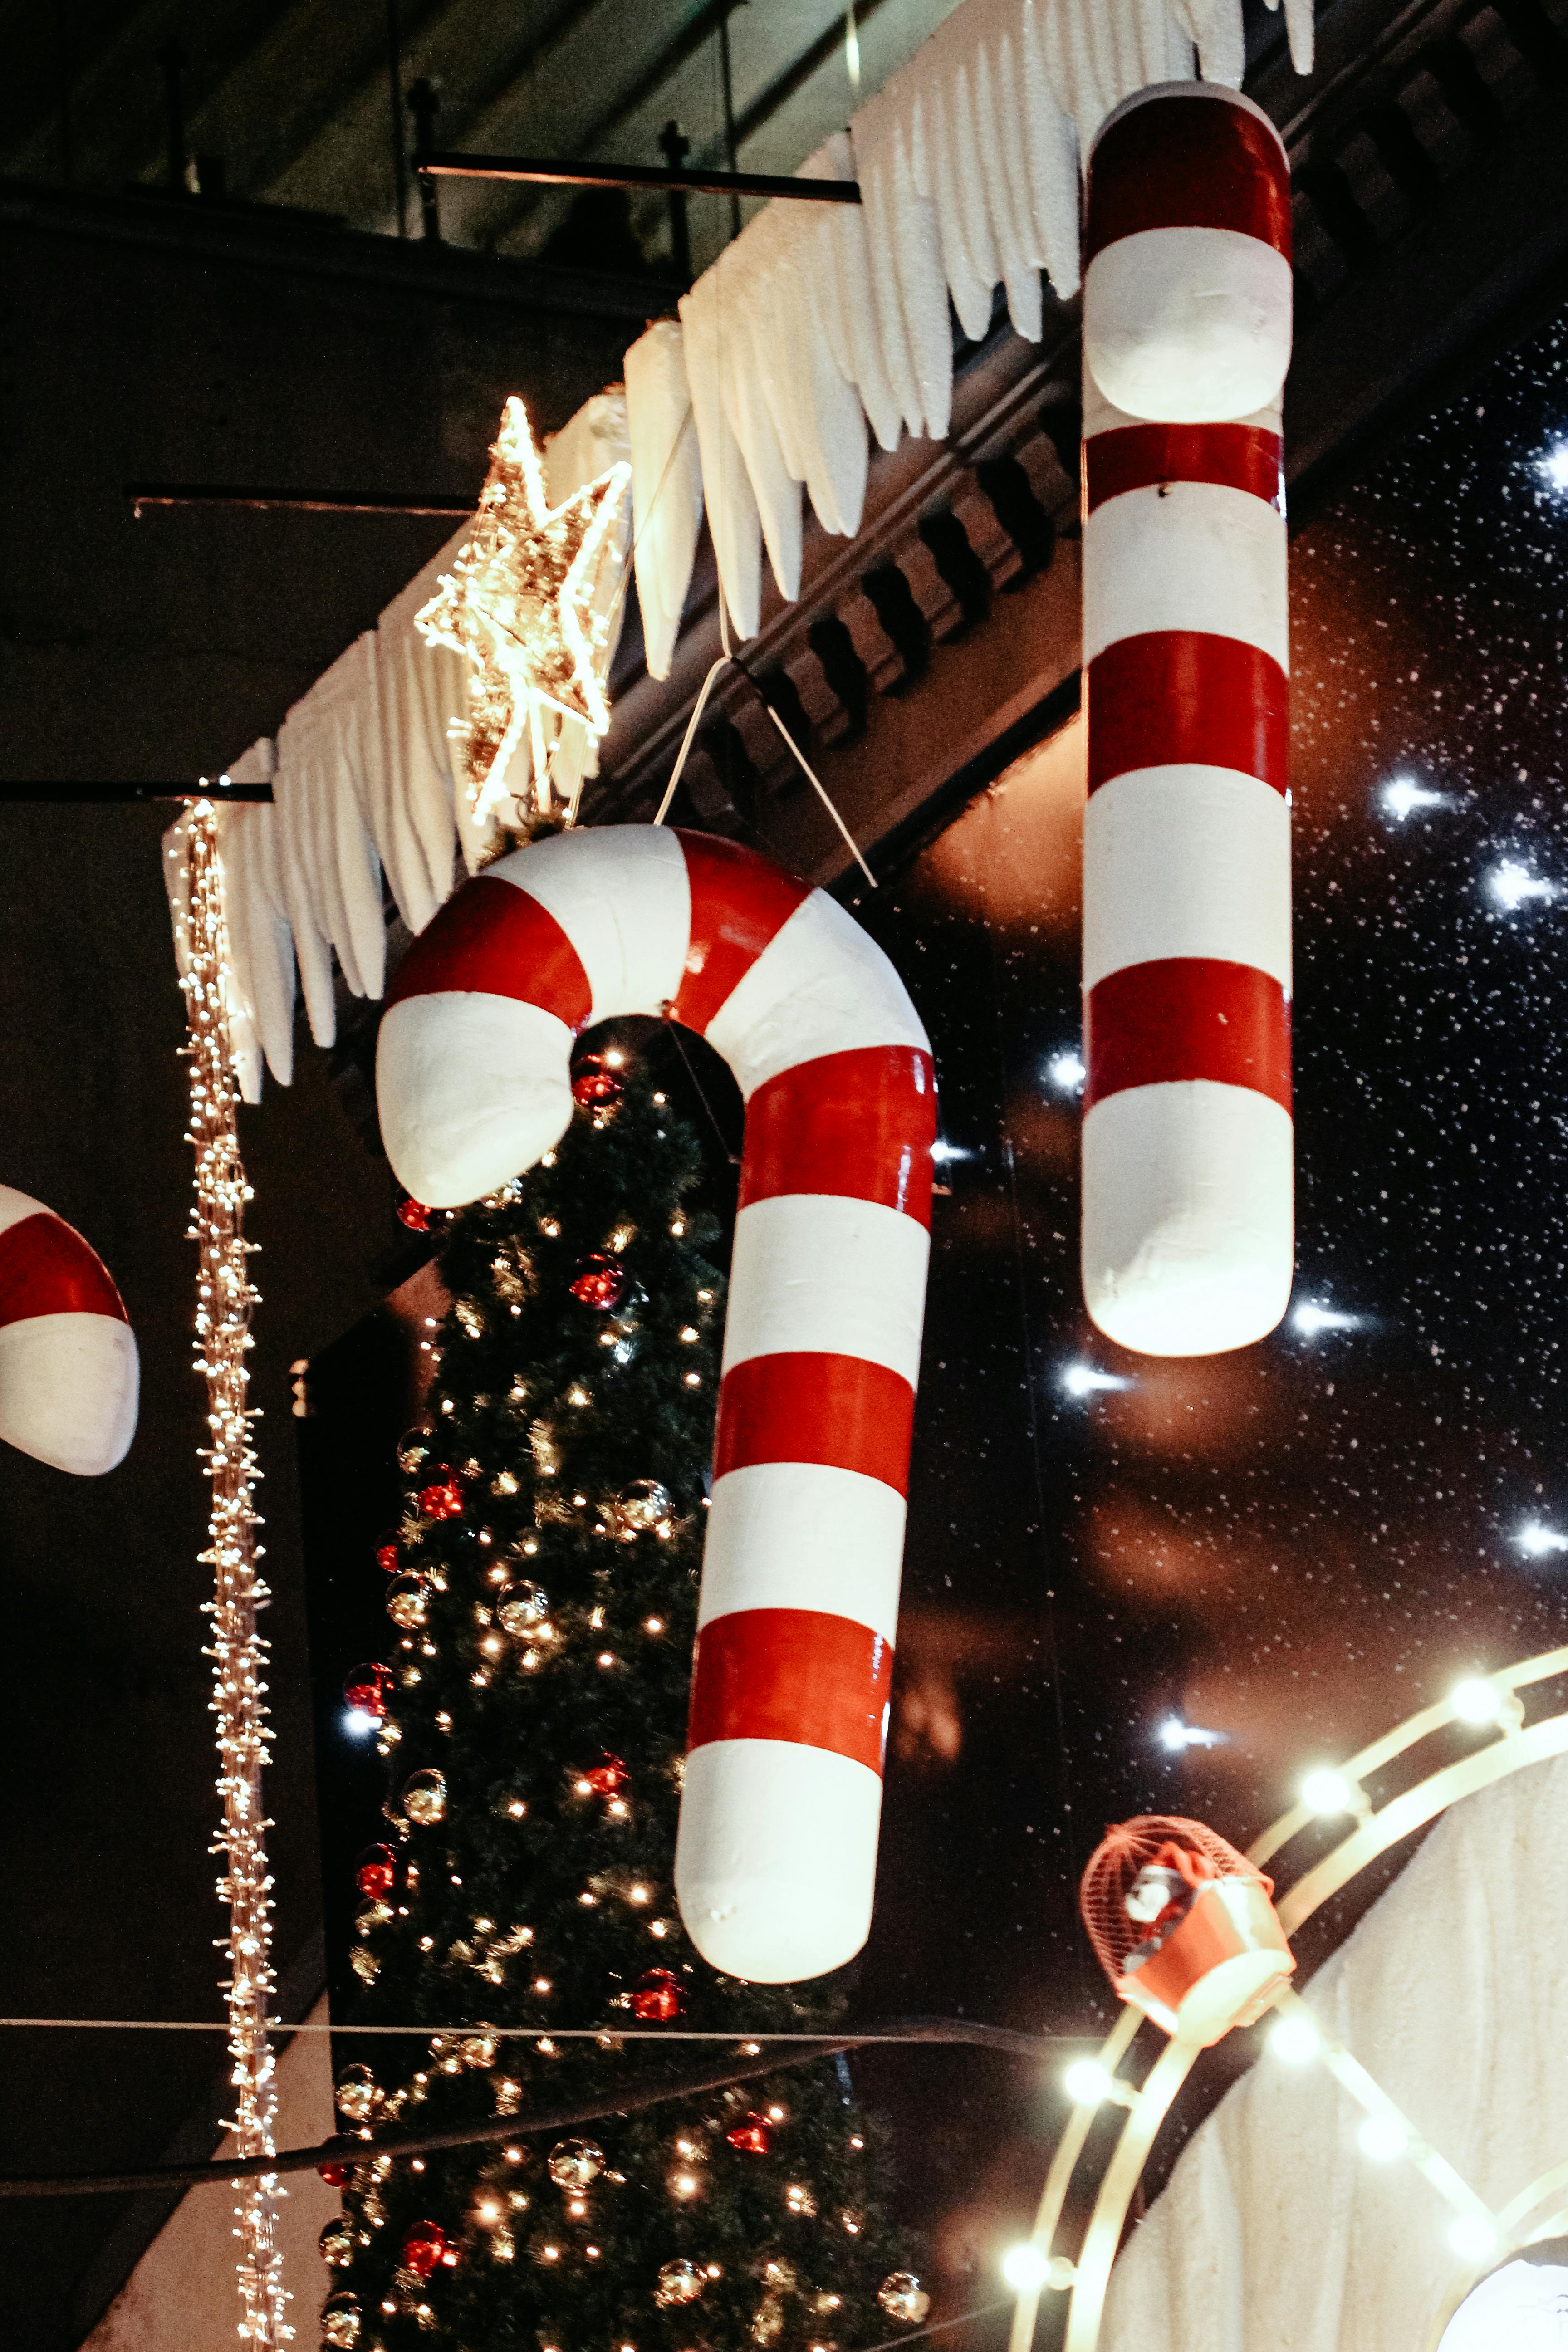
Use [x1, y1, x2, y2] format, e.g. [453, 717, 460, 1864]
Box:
[713, 1352, 916, 1495]
[0, 1213, 127, 1327]
[1083, 422, 1283, 515]
[1086, 633, 1289, 797]
[383, 876, 592, 1030]
[1085, 959, 1291, 1113]
[687, 1607, 893, 1775]
[739, 1047, 936, 1229]
[1087, 94, 1290, 260]
[670, 830, 813, 1034]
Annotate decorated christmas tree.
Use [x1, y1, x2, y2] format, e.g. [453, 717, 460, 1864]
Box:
[321, 1029, 928, 2352]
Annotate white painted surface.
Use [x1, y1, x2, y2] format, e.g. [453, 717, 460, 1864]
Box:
[721, 1194, 930, 1385]
[1082, 1080, 1294, 1355]
[1085, 225, 1293, 423]
[697, 1462, 907, 1641]
[1099, 1752, 1568, 2352]
[376, 993, 576, 1207]
[705, 890, 931, 1098]
[0, 1312, 139, 1475]
[676, 1739, 884, 1981]
[1083, 766, 1291, 992]
[1082, 478, 1289, 671]
[488, 825, 690, 1020]
[84, 1997, 338, 2352]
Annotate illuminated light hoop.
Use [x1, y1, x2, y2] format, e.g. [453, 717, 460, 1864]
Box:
[1421, 2158, 1568, 2348]
[1008, 1644, 1568, 2352]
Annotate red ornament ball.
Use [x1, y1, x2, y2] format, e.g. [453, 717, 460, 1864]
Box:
[572, 1059, 624, 1106]
[355, 1844, 396, 1900]
[397, 1197, 432, 1232]
[569, 1253, 630, 1310]
[374, 1534, 401, 1575]
[317, 2160, 351, 2187]
[342, 1662, 393, 1720]
[726, 2114, 771, 2156]
[402, 2220, 454, 2280]
[417, 1471, 464, 1521]
[583, 1753, 629, 1796]
[629, 1968, 683, 2022]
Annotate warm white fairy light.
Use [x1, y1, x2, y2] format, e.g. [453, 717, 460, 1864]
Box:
[416, 395, 630, 827]
[179, 805, 289, 2348]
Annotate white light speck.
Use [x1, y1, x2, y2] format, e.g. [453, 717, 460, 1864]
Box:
[1486, 858, 1557, 912]
[1357, 2115, 1407, 2162]
[1517, 1521, 1568, 1557]
[1046, 1051, 1086, 1095]
[1380, 777, 1449, 821]
[1063, 2059, 1114, 2107]
[1001, 2245, 1051, 2293]
[1062, 1362, 1131, 1399]
[1449, 2214, 1499, 2263]
[342, 1708, 379, 1740]
[1450, 1677, 1504, 1725]
[1159, 1718, 1226, 1752]
[1539, 443, 1568, 490]
[1292, 1302, 1361, 1337]
[931, 1141, 972, 1165]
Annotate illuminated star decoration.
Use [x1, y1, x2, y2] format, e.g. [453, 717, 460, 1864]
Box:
[416, 394, 631, 826]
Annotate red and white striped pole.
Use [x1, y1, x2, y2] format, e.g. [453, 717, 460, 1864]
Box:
[377, 825, 934, 1981]
[0, 1185, 139, 1475]
[1079, 85, 1294, 1357]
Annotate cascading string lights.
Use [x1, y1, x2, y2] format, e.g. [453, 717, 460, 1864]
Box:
[180, 802, 291, 2349]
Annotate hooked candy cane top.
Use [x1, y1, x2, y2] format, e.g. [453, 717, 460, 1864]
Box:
[380, 826, 935, 1784]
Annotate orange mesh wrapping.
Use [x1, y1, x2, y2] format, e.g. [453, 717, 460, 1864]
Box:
[1079, 1814, 1273, 1986]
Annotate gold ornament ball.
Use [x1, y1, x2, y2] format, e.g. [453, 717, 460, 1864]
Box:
[403, 1768, 447, 1826]
[497, 1578, 549, 1634]
[548, 2136, 605, 2189]
[878, 2274, 931, 2325]
[335, 2063, 380, 2122]
[318, 2216, 355, 2269]
[655, 2258, 705, 2308]
[396, 1430, 432, 1473]
[386, 1572, 431, 1631]
[611, 1479, 674, 1539]
[320, 2291, 363, 2347]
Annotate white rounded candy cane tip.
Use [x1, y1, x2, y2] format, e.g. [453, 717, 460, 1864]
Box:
[1083, 1082, 1294, 1356]
[376, 994, 575, 1207]
[1085, 229, 1293, 425]
[675, 1740, 882, 1981]
[0, 1314, 139, 1475]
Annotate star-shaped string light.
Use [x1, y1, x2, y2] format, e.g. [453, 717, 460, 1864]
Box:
[417, 395, 631, 826]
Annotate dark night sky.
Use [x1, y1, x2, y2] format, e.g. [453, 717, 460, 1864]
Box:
[6, 298, 1568, 2349]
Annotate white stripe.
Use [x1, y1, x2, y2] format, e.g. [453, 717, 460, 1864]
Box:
[0, 1313, 138, 1476]
[1082, 1079, 1293, 1356]
[1083, 766, 1292, 993]
[377, 994, 575, 1207]
[705, 890, 931, 1098]
[1083, 478, 1288, 669]
[720, 1192, 928, 1386]
[698, 1461, 906, 1641]
[675, 1739, 882, 1981]
[1082, 368, 1282, 446]
[1085, 227, 1293, 426]
[484, 825, 691, 1022]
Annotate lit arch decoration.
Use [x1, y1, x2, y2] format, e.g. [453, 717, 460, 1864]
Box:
[1008, 1644, 1568, 2352]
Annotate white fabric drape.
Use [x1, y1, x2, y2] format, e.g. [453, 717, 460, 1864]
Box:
[1098, 1750, 1568, 2352]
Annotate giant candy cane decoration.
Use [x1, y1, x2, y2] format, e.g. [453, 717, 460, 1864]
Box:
[377, 826, 934, 1982]
[0, 1185, 139, 1475]
[1080, 85, 1294, 1357]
